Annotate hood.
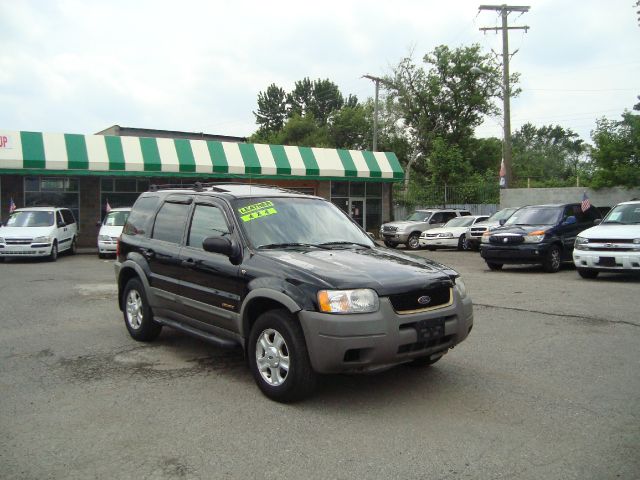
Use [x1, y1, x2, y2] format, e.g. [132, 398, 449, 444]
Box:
[579, 224, 640, 240]
[98, 225, 125, 237]
[0, 226, 55, 238]
[471, 220, 500, 228]
[255, 247, 454, 296]
[489, 225, 552, 235]
[383, 220, 424, 229]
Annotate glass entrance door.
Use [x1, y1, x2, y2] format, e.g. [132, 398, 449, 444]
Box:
[349, 198, 365, 228]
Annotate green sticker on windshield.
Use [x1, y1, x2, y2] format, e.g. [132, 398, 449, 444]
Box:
[239, 201, 278, 222]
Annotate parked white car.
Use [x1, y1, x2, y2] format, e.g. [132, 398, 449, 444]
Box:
[573, 200, 640, 278]
[419, 215, 489, 251]
[0, 207, 77, 261]
[97, 208, 131, 258]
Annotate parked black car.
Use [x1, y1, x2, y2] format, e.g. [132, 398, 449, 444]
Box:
[479, 203, 601, 273]
[115, 184, 474, 402]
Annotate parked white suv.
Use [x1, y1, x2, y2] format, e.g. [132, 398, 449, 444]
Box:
[0, 207, 78, 262]
[573, 200, 640, 278]
[97, 207, 131, 258]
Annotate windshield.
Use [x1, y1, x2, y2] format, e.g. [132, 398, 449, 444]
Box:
[602, 203, 640, 224]
[234, 197, 374, 249]
[445, 217, 475, 228]
[6, 211, 55, 227]
[488, 208, 517, 223]
[103, 210, 130, 227]
[406, 211, 431, 221]
[505, 207, 562, 226]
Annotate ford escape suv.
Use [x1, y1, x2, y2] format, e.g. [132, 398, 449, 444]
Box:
[115, 183, 474, 402]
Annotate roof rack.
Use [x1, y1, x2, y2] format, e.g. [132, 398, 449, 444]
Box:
[148, 182, 304, 195]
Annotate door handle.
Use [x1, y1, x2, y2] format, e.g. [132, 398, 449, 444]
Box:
[182, 258, 196, 267]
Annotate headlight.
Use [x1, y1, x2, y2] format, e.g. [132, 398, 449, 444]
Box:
[523, 230, 546, 243]
[439, 232, 454, 238]
[99, 235, 112, 241]
[317, 289, 379, 314]
[574, 236, 589, 250]
[33, 236, 52, 244]
[455, 277, 468, 299]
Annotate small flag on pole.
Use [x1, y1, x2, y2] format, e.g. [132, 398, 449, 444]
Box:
[581, 191, 591, 212]
[9, 197, 16, 214]
[105, 200, 112, 214]
[499, 159, 506, 188]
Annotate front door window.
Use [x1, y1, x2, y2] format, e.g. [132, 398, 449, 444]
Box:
[350, 199, 364, 227]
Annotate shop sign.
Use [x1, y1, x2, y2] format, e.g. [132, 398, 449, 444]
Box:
[0, 134, 13, 149]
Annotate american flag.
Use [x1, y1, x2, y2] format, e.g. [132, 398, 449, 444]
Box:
[581, 191, 591, 212]
[9, 197, 16, 214]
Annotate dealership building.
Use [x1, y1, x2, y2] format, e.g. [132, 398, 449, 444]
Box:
[0, 127, 403, 248]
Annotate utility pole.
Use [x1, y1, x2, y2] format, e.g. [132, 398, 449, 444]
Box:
[362, 74, 384, 151]
[479, 4, 529, 188]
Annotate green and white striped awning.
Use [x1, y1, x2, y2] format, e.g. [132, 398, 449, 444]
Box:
[0, 130, 403, 182]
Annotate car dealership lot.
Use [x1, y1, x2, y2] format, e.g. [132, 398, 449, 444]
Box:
[1, 253, 638, 479]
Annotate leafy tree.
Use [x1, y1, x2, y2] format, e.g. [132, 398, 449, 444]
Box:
[511, 123, 585, 186]
[253, 84, 287, 135]
[329, 104, 370, 150]
[286, 78, 345, 125]
[272, 114, 331, 148]
[590, 111, 640, 188]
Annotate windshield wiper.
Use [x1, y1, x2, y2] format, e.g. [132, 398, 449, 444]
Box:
[602, 220, 622, 224]
[318, 241, 372, 249]
[258, 242, 326, 249]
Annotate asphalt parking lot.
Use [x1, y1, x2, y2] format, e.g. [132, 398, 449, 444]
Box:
[1, 250, 638, 479]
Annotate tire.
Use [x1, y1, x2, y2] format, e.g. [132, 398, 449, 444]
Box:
[69, 237, 77, 255]
[98, 253, 106, 259]
[248, 309, 317, 402]
[409, 353, 444, 367]
[406, 233, 421, 250]
[122, 278, 162, 341]
[542, 245, 562, 273]
[487, 262, 503, 271]
[577, 268, 599, 279]
[457, 234, 469, 251]
[48, 241, 58, 262]
[384, 240, 397, 248]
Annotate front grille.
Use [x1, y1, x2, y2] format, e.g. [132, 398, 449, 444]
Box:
[469, 227, 487, 238]
[489, 234, 524, 245]
[5, 238, 33, 245]
[382, 225, 398, 232]
[389, 286, 452, 313]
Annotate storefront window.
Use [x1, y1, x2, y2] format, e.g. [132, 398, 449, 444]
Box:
[330, 181, 382, 233]
[24, 176, 80, 224]
[100, 178, 149, 218]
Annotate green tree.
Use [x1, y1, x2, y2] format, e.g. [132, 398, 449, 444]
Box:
[253, 84, 287, 135]
[590, 111, 640, 188]
[329, 104, 370, 150]
[511, 123, 585, 186]
[286, 78, 345, 125]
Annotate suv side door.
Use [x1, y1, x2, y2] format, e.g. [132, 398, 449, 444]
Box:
[177, 199, 244, 334]
[146, 195, 192, 317]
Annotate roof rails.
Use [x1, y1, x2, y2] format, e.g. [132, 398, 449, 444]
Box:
[148, 182, 303, 195]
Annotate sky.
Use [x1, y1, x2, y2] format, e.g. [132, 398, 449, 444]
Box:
[1, 0, 639, 145]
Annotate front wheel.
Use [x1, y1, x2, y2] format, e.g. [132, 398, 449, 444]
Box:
[577, 268, 599, 279]
[543, 245, 562, 273]
[48, 242, 58, 262]
[122, 278, 162, 341]
[248, 309, 317, 402]
[458, 234, 470, 251]
[406, 233, 421, 250]
[487, 262, 503, 271]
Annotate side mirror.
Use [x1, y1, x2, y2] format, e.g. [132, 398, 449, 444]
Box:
[563, 216, 577, 225]
[202, 236, 240, 264]
[57, 221, 65, 228]
[499, 219, 507, 226]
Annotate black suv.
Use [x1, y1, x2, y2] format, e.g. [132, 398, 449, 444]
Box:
[115, 183, 473, 402]
[480, 203, 601, 273]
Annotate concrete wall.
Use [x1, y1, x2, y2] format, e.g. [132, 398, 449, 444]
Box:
[501, 187, 640, 210]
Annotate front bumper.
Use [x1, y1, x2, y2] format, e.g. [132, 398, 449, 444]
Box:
[573, 249, 640, 272]
[418, 237, 457, 248]
[381, 232, 410, 244]
[0, 243, 53, 258]
[298, 291, 473, 374]
[98, 240, 118, 254]
[480, 243, 552, 264]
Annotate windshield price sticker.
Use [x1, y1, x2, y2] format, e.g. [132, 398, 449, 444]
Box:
[239, 201, 278, 222]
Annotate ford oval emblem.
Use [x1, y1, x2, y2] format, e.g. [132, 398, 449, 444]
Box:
[417, 295, 431, 305]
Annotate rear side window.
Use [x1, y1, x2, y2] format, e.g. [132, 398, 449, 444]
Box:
[61, 209, 75, 225]
[123, 196, 160, 237]
[442, 212, 458, 222]
[152, 202, 190, 244]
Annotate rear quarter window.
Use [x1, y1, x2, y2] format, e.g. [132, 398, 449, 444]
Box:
[123, 196, 160, 237]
